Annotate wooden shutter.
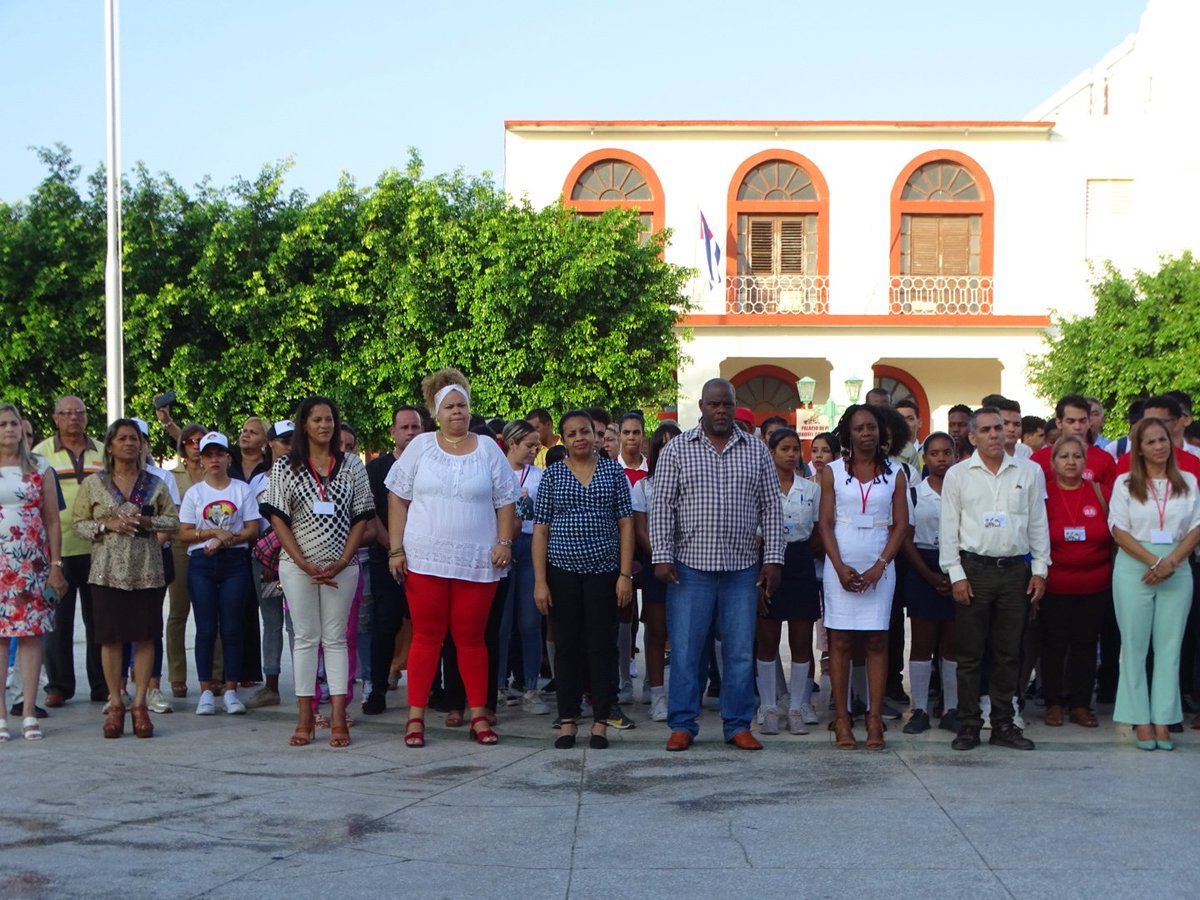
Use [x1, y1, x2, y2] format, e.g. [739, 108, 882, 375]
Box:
[908, 216, 970, 275]
[909, 217, 941, 275]
[938, 218, 970, 274]
[746, 217, 805, 276]
[748, 219, 775, 275]
[779, 219, 805, 274]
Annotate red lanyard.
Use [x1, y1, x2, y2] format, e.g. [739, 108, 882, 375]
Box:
[307, 456, 334, 502]
[858, 478, 874, 514]
[1149, 480, 1171, 530]
[1058, 484, 1084, 526]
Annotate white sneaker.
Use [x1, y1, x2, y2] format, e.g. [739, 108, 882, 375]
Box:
[521, 690, 549, 715]
[797, 702, 818, 725]
[760, 707, 781, 735]
[617, 681, 634, 704]
[146, 688, 173, 714]
[650, 693, 668, 722]
[195, 690, 215, 716]
[787, 709, 810, 735]
[224, 690, 246, 715]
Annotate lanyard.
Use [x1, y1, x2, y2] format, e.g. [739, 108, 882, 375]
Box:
[858, 477, 874, 514]
[307, 456, 334, 502]
[1149, 480, 1171, 530]
[1058, 483, 1084, 527]
[519, 465, 530, 487]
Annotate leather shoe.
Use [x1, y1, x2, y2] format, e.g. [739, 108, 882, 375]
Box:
[361, 692, 386, 716]
[665, 731, 693, 752]
[989, 722, 1035, 750]
[951, 725, 981, 751]
[44, 692, 66, 709]
[10, 702, 47, 719]
[727, 730, 763, 751]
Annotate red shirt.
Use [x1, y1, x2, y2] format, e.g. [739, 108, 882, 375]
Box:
[1032, 443, 1117, 492]
[1114, 446, 1200, 479]
[1045, 480, 1113, 595]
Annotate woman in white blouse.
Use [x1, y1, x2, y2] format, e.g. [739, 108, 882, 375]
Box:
[1109, 417, 1200, 750]
[386, 369, 516, 748]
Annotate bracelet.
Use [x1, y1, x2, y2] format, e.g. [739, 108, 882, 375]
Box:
[496, 539, 513, 548]
[619, 572, 633, 580]
[1151, 557, 1163, 570]
[876, 557, 888, 566]
[388, 549, 406, 558]
[50, 560, 63, 568]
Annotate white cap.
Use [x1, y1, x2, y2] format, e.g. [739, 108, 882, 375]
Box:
[131, 417, 150, 437]
[269, 420, 295, 440]
[199, 432, 229, 453]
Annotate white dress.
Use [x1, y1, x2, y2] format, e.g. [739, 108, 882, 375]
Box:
[822, 457, 897, 631]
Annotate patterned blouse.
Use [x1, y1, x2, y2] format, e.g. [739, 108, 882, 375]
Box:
[73, 470, 180, 590]
[534, 455, 633, 574]
[259, 454, 375, 566]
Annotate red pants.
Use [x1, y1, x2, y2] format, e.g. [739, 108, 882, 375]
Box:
[405, 571, 497, 710]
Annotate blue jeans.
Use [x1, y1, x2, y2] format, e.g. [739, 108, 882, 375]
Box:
[498, 533, 543, 690]
[666, 562, 758, 740]
[188, 549, 251, 683]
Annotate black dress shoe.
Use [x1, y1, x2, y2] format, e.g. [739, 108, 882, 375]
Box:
[361, 692, 386, 716]
[989, 723, 1035, 750]
[10, 702, 47, 718]
[951, 725, 981, 751]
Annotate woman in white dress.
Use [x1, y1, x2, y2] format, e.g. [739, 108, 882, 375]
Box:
[817, 405, 908, 750]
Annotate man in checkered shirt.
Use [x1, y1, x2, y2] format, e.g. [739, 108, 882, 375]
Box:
[650, 379, 785, 751]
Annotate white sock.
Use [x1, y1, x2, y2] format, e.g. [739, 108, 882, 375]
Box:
[546, 641, 556, 679]
[941, 660, 959, 713]
[650, 685, 665, 699]
[908, 660, 933, 713]
[617, 626, 632, 684]
[755, 659, 777, 711]
[851, 664, 867, 706]
[789, 662, 811, 710]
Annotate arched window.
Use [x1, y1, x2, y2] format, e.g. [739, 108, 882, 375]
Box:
[873, 365, 931, 440]
[727, 151, 830, 315]
[730, 364, 801, 423]
[890, 151, 993, 315]
[562, 149, 664, 237]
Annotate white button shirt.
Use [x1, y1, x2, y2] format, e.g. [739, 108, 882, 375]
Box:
[939, 451, 1051, 583]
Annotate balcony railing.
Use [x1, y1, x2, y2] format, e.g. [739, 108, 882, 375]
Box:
[726, 274, 830, 315]
[888, 275, 993, 315]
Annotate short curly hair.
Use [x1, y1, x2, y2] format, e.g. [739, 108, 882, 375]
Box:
[421, 368, 470, 411]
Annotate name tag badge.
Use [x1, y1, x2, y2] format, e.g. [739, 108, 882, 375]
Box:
[854, 514, 874, 529]
[782, 522, 795, 536]
[984, 513, 1007, 529]
[1150, 529, 1173, 545]
[1063, 527, 1087, 542]
[312, 500, 336, 516]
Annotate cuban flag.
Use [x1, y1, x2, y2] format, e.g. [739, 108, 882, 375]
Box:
[700, 212, 722, 290]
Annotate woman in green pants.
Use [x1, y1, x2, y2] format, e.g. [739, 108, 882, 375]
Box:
[1109, 417, 1200, 750]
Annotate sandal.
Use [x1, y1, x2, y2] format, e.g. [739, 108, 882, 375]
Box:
[404, 718, 426, 748]
[0, 718, 8, 742]
[469, 715, 499, 745]
[1069, 706, 1098, 728]
[102, 705, 125, 739]
[865, 715, 886, 751]
[314, 712, 330, 729]
[444, 709, 464, 728]
[329, 724, 351, 748]
[289, 726, 315, 747]
[554, 719, 577, 749]
[22, 717, 43, 741]
[833, 716, 857, 750]
[130, 705, 154, 739]
[1045, 704, 1065, 727]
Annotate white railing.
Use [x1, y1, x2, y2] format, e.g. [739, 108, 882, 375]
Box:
[888, 275, 993, 315]
[726, 274, 830, 315]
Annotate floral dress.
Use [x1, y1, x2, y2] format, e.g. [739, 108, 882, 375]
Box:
[0, 461, 56, 637]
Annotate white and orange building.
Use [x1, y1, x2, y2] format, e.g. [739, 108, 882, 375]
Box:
[502, 0, 1199, 435]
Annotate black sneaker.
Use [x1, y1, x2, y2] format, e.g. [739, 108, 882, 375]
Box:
[361, 692, 386, 716]
[886, 687, 911, 705]
[951, 725, 981, 751]
[938, 709, 961, 733]
[902, 710, 931, 734]
[989, 722, 1035, 750]
[606, 704, 636, 730]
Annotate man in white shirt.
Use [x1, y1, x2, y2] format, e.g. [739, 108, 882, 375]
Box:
[940, 407, 1050, 752]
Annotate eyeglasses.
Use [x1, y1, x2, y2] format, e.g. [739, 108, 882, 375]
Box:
[55, 409, 86, 417]
[183, 437, 202, 446]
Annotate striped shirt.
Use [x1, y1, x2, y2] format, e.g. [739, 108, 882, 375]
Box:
[33, 435, 104, 558]
[649, 425, 785, 570]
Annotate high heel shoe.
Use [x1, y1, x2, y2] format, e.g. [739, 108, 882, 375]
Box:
[102, 705, 126, 739]
[1135, 740, 1157, 751]
[865, 715, 886, 751]
[554, 719, 577, 749]
[833, 716, 857, 750]
[469, 716, 499, 745]
[130, 705, 154, 739]
[1156, 739, 1174, 751]
[404, 718, 426, 748]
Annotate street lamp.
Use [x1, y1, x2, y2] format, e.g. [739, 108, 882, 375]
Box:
[795, 376, 816, 405]
[844, 375, 864, 405]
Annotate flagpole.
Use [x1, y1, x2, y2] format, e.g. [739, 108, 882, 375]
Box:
[104, 0, 125, 422]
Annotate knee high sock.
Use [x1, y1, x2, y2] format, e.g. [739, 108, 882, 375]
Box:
[617, 625, 632, 685]
[909, 660, 933, 713]
[851, 664, 867, 706]
[755, 659, 777, 711]
[789, 662, 812, 710]
[941, 659, 959, 713]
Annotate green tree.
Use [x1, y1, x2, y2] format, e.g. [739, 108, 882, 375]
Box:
[1029, 253, 1200, 435]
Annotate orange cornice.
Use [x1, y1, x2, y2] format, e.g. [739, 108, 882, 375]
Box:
[679, 314, 1051, 328]
[507, 119, 1054, 131]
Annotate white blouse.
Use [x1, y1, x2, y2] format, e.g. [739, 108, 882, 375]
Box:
[780, 477, 819, 543]
[384, 433, 517, 583]
[1109, 472, 1200, 543]
[907, 479, 943, 549]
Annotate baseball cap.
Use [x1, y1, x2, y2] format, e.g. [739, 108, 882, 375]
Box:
[734, 407, 756, 426]
[131, 417, 150, 438]
[268, 420, 295, 441]
[199, 432, 230, 453]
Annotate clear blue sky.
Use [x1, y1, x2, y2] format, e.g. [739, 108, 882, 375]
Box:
[0, 0, 1147, 202]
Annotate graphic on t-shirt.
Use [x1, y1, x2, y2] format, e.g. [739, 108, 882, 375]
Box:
[202, 499, 238, 529]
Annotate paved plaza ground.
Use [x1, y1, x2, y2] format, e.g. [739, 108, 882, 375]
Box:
[3, 623, 1199, 900]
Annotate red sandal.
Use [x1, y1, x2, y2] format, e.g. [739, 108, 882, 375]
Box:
[404, 718, 425, 748]
[469, 716, 499, 745]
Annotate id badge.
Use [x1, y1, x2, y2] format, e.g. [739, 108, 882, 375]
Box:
[312, 500, 336, 516]
[854, 514, 874, 529]
[1063, 527, 1086, 542]
[1150, 529, 1173, 545]
[983, 513, 1007, 529]
[782, 522, 795, 536]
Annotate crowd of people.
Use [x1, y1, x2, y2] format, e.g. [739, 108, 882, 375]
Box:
[2, 374, 1199, 756]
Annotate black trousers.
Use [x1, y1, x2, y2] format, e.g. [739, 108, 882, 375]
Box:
[44, 554, 106, 701]
[1039, 590, 1106, 708]
[547, 564, 618, 722]
[366, 555, 407, 699]
[955, 557, 1029, 730]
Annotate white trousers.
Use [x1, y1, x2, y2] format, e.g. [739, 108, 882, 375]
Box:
[279, 558, 357, 698]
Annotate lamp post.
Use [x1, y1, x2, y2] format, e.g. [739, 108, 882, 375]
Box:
[794, 376, 817, 431]
[844, 375, 864, 405]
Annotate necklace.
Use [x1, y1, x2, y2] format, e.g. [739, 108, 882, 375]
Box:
[440, 431, 469, 446]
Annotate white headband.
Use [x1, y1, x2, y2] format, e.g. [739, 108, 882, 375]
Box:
[434, 384, 470, 414]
